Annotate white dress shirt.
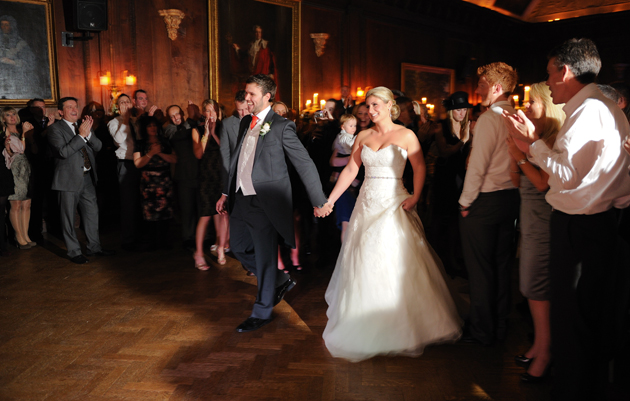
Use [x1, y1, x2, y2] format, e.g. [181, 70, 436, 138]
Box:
[459, 100, 517, 207]
[530, 83, 630, 214]
[108, 116, 135, 160]
[236, 106, 272, 196]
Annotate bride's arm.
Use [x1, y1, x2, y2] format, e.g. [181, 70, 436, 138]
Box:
[327, 131, 367, 205]
[401, 130, 425, 211]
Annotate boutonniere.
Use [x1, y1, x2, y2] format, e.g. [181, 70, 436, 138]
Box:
[259, 122, 272, 136]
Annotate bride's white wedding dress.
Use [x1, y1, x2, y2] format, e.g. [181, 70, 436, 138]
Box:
[323, 144, 462, 362]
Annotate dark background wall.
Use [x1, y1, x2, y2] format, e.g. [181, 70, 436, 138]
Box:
[50, 0, 630, 112]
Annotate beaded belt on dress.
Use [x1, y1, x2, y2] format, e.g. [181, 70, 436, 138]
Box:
[365, 176, 402, 180]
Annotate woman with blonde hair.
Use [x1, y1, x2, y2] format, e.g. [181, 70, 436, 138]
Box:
[1, 107, 35, 249]
[192, 99, 228, 269]
[322, 87, 462, 361]
[507, 82, 565, 382]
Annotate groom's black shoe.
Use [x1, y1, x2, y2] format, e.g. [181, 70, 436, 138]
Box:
[236, 317, 273, 333]
[274, 278, 296, 306]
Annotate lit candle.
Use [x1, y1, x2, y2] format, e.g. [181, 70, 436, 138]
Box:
[99, 73, 110, 86]
[305, 100, 312, 109]
[313, 93, 318, 108]
[320, 100, 326, 110]
[524, 86, 530, 102]
[513, 95, 519, 107]
[422, 97, 427, 104]
[356, 88, 364, 98]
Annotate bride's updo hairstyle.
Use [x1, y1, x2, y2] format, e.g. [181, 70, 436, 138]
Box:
[365, 86, 401, 121]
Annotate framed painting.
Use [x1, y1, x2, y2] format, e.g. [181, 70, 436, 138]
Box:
[401, 63, 455, 116]
[0, 0, 58, 106]
[208, 0, 300, 115]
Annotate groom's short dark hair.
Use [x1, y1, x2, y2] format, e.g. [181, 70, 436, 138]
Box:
[246, 74, 277, 101]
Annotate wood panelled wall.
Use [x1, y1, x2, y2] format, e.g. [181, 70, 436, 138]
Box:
[51, 0, 630, 113]
[54, 0, 208, 112]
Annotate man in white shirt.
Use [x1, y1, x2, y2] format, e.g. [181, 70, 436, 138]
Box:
[459, 62, 520, 346]
[504, 38, 630, 400]
[108, 94, 140, 251]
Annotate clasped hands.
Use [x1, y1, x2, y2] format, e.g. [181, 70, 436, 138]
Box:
[314, 202, 333, 218]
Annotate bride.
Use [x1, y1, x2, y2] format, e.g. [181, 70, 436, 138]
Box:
[321, 87, 462, 362]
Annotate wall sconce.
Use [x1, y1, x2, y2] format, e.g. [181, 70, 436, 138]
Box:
[310, 33, 329, 57]
[356, 88, 364, 98]
[159, 9, 185, 40]
[523, 86, 530, 102]
[99, 71, 111, 86]
[123, 70, 137, 86]
[513, 95, 519, 107]
[320, 99, 326, 110]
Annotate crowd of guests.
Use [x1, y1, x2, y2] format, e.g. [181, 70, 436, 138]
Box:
[2, 37, 630, 400]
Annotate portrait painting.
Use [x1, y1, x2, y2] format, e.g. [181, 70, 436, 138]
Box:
[401, 63, 455, 116]
[209, 0, 299, 115]
[0, 0, 58, 106]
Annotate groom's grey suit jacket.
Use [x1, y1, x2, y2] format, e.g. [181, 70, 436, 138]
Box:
[224, 109, 326, 247]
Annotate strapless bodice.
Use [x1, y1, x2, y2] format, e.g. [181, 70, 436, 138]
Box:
[361, 144, 407, 179]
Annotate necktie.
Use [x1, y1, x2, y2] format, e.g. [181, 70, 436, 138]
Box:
[73, 123, 92, 170]
[250, 115, 259, 130]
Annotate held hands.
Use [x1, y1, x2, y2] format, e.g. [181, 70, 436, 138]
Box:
[314, 202, 333, 218]
[78, 116, 93, 138]
[216, 194, 228, 215]
[148, 142, 161, 157]
[400, 196, 418, 212]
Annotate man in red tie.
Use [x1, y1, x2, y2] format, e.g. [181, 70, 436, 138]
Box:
[217, 75, 331, 332]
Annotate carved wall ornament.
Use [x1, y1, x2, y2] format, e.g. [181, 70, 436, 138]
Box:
[310, 33, 329, 57]
[158, 9, 186, 41]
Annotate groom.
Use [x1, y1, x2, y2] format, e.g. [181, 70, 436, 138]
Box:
[217, 74, 332, 332]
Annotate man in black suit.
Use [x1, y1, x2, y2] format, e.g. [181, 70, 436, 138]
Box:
[217, 75, 331, 332]
[47, 97, 114, 264]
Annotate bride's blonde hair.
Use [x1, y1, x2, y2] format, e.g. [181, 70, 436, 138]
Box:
[365, 87, 400, 120]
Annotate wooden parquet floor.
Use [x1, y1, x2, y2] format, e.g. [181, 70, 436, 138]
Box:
[0, 226, 622, 400]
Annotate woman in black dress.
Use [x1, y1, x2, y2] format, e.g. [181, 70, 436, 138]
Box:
[430, 92, 473, 277]
[192, 99, 227, 269]
[133, 116, 177, 248]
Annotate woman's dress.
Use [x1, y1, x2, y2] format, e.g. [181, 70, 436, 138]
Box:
[3, 133, 31, 201]
[323, 144, 462, 362]
[199, 131, 223, 217]
[135, 139, 174, 221]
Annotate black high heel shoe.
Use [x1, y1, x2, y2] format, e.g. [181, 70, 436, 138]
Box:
[514, 354, 532, 367]
[520, 371, 547, 383]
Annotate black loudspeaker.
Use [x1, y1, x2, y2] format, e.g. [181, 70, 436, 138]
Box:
[64, 0, 108, 32]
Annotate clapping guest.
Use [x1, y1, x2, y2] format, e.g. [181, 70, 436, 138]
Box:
[108, 95, 141, 250]
[165, 105, 199, 250]
[1, 107, 35, 249]
[133, 116, 177, 249]
[192, 99, 227, 269]
[506, 82, 564, 382]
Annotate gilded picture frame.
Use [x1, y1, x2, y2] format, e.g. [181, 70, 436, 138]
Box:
[401, 63, 455, 116]
[0, 0, 58, 106]
[208, 0, 300, 115]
